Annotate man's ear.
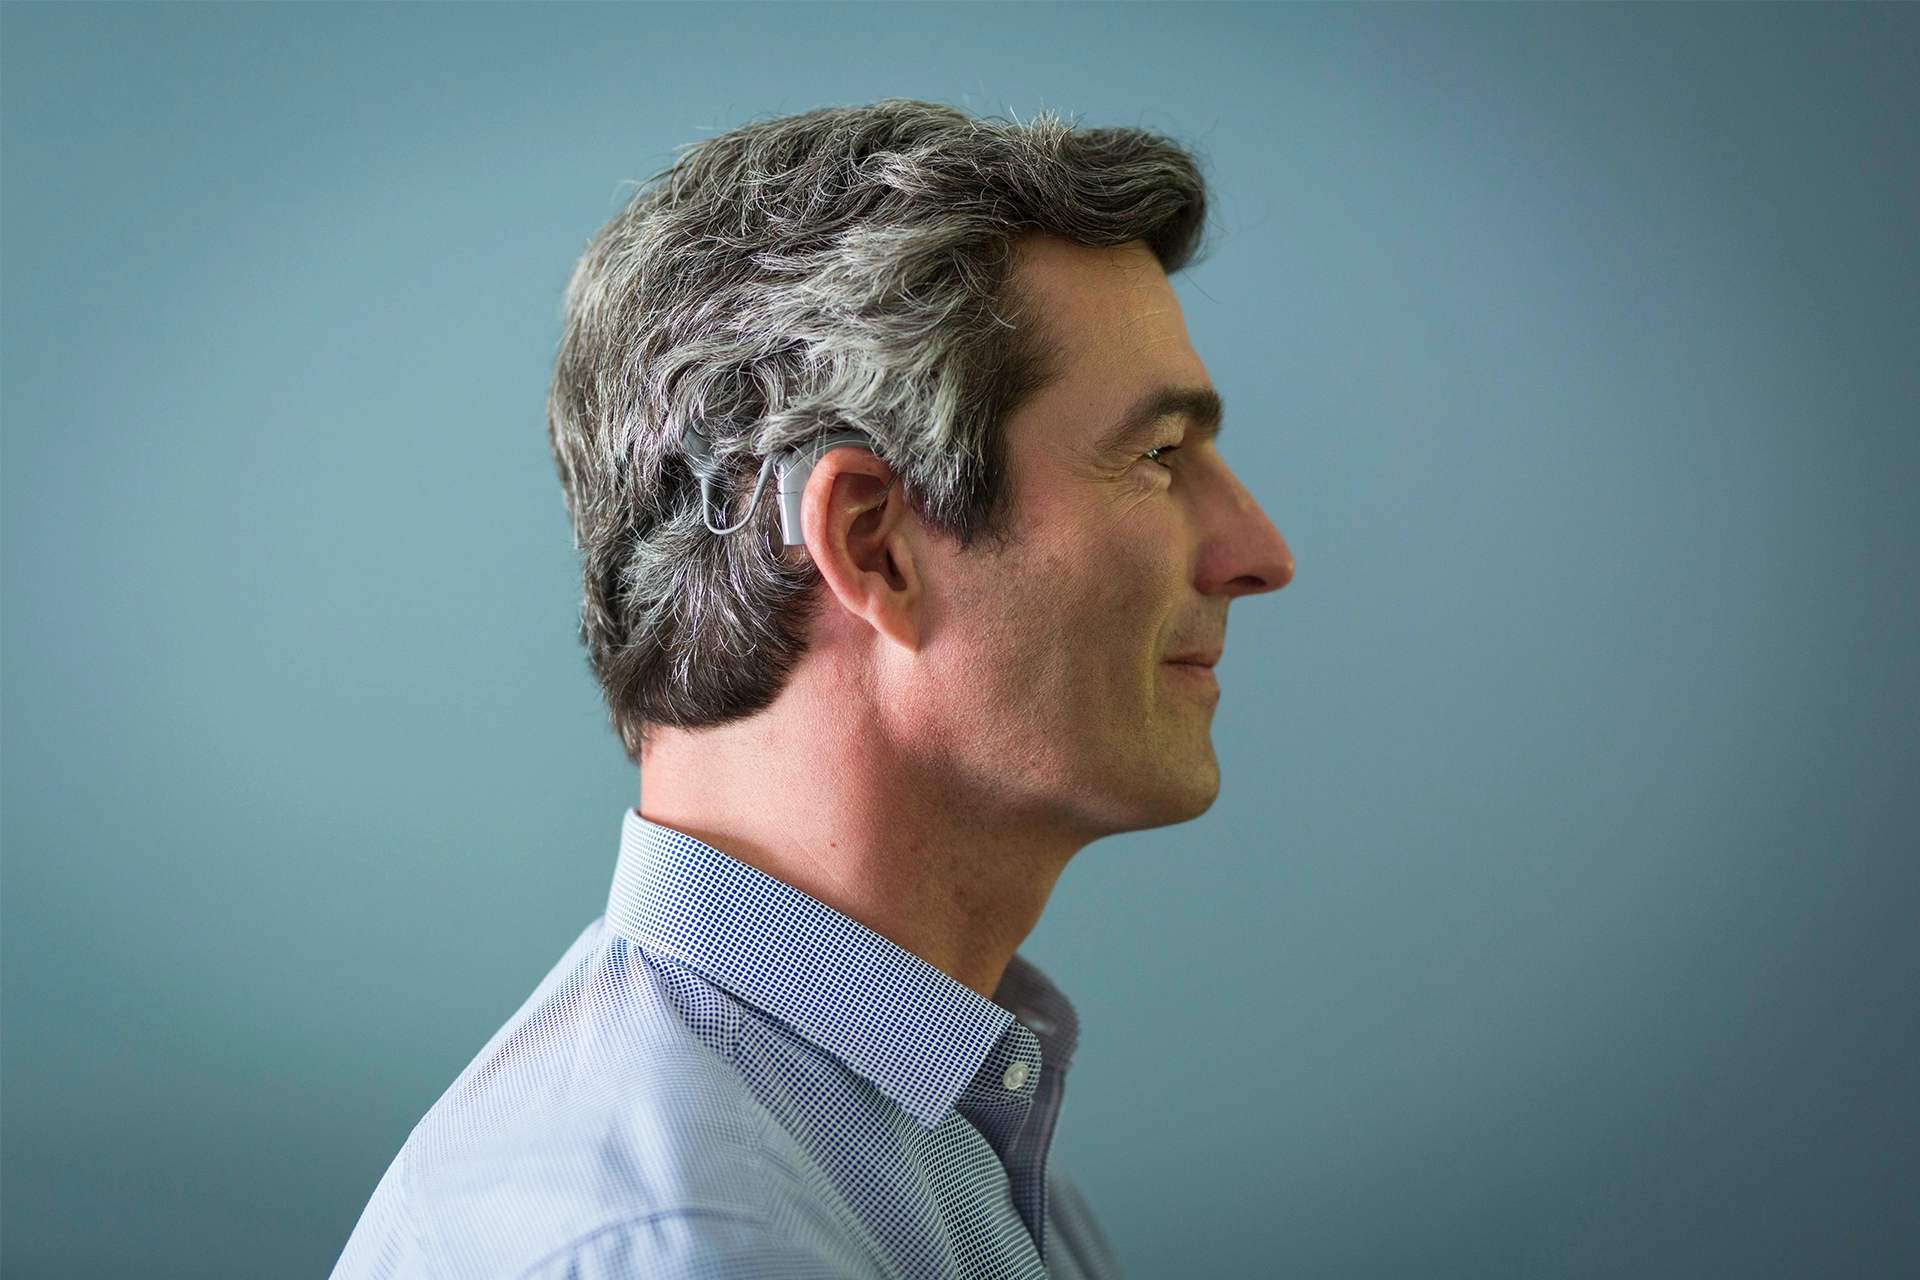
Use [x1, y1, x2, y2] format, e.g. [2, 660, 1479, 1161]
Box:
[801, 446, 923, 650]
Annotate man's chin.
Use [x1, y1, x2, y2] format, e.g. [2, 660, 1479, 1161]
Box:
[1164, 765, 1223, 825]
[1116, 745, 1221, 831]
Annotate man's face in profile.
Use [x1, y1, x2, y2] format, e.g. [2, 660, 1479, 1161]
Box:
[909, 236, 1293, 841]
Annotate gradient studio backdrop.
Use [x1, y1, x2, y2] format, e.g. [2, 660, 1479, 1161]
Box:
[4, 5, 1915, 1278]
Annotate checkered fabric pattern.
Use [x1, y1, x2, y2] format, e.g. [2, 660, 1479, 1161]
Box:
[331, 811, 1124, 1280]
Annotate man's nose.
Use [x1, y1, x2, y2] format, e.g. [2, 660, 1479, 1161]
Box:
[1195, 457, 1294, 598]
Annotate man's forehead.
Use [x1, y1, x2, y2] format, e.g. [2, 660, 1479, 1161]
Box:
[1009, 235, 1212, 446]
[1013, 235, 1172, 313]
[1014, 237, 1199, 369]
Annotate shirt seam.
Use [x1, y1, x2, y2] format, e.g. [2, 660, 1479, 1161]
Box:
[511, 1207, 781, 1280]
[393, 1138, 434, 1278]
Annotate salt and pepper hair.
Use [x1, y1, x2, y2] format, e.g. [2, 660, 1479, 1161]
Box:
[548, 100, 1207, 759]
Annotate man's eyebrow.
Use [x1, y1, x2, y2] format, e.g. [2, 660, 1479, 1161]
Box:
[1097, 386, 1225, 458]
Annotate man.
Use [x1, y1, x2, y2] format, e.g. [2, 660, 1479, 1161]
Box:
[334, 100, 1291, 1280]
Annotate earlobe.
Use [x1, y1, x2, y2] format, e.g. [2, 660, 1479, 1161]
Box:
[802, 448, 924, 650]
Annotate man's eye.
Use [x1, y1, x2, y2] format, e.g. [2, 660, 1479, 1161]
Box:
[1144, 445, 1180, 467]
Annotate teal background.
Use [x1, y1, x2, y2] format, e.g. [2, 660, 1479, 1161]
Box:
[4, 4, 1915, 1277]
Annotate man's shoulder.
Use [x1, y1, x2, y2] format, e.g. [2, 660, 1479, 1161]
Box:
[332, 921, 873, 1280]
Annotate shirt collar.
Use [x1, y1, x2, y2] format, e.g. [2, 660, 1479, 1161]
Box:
[606, 809, 1022, 1130]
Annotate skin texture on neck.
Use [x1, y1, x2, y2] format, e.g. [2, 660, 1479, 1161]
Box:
[639, 658, 1082, 999]
[640, 236, 1293, 999]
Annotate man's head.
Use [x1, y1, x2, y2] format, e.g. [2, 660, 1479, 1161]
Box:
[871, 235, 1294, 835]
[551, 101, 1289, 833]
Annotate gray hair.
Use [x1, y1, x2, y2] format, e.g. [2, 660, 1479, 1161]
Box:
[548, 100, 1207, 759]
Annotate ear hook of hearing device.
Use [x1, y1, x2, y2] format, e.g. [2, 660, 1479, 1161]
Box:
[685, 426, 878, 546]
[686, 424, 781, 538]
[774, 432, 877, 547]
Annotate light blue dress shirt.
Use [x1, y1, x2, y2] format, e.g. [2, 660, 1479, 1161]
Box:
[332, 811, 1124, 1280]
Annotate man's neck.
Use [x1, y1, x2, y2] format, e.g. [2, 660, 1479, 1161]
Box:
[637, 660, 1085, 999]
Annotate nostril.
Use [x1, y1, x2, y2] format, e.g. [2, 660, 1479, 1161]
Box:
[1226, 572, 1281, 596]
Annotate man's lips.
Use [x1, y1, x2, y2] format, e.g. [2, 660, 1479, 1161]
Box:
[1161, 650, 1223, 685]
